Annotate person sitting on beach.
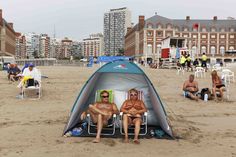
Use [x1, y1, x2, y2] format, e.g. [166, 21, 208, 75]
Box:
[8, 64, 21, 82]
[80, 90, 119, 143]
[120, 88, 147, 144]
[183, 74, 199, 101]
[17, 63, 41, 96]
[193, 59, 199, 68]
[211, 70, 225, 100]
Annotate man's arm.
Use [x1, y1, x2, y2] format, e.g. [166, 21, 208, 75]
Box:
[195, 81, 199, 92]
[112, 103, 119, 114]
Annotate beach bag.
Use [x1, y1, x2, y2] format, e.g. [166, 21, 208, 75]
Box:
[200, 88, 211, 100]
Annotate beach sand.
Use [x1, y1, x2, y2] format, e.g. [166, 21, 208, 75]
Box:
[0, 65, 236, 157]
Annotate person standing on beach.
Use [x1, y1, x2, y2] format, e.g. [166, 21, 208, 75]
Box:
[201, 53, 207, 71]
[183, 74, 199, 101]
[80, 90, 119, 143]
[120, 88, 147, 144]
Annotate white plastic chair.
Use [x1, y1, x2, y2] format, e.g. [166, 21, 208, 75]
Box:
[194, 67, 205, 78]
[177, 67, 185, 75]
[212, 64, 222, 72]
[22, 79, 42, 99]
[221, 69, 235, 83]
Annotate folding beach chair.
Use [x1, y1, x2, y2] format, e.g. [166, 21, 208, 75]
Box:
[21, 78, 42, 99]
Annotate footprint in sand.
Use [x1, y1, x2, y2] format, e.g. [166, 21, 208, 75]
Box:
[103, 139, 116, 147]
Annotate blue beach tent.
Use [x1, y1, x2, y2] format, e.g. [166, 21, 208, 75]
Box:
[63, 61, 173, 137]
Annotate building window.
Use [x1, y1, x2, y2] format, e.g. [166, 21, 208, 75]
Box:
[157, 24, 162, 29]
[220, 28, 225, 32]
[229, 46, 234, 51]
[193, 28, 198, 32]
[210, 46, 216, 55]
[192, 35, 197, 38]
[167, 24, 172, 29]
[192, 46, 197, 56]
[220, 46, 225, 55]
[220, 35, 225, 39]
[175, 27, 179, 31]
[201, 46, 207, 53]
[147, 31, 153, 37]
[211, 35, 216, 39]
[230, 34, 235, 39]
[147, 44, 152, 55]
[166, 32, 172, 37]
[201, 35, 207, 39]
[230, 28, 234, 32]
[183, 27, 188, 32]
[202, 28, 207, 32]
[183, 34, 188, 38]
[147, 24, 153, 29]
[211, 28, 216, 32]
[157, 31, 162, 37]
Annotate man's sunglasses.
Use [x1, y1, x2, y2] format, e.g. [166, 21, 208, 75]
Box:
[130, 94, 138, 96]
[101, 95, 109, 98]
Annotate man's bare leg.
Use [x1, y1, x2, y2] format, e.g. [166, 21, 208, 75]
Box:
[93, 114, 103, 143]
[212, 88, 216, 98]
[123, 114, 129, 143]
[189, 93, 198, 101]
[133, 118, 141, 144]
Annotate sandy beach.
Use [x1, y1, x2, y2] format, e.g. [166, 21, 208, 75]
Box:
[0, 65, 236, 157]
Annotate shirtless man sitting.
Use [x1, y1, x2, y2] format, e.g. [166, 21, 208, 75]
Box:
[183, 74, 199, 101]
[120, 89, 147, 144]
[80, 90, 119, 143]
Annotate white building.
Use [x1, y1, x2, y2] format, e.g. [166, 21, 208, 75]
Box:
[82, 33, 104, 57]
[39, 34, 50, 58]
[104, 7, 131, 56]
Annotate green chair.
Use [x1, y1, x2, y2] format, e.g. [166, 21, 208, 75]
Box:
[87, 89, 117, 135]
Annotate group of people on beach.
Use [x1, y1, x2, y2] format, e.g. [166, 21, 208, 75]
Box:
[183, 70, 225, 101]
[179, 53, 208, 72]
[80, 88, 147, 144]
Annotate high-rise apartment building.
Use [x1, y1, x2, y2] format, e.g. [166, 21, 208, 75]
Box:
[0, 9, 16, 56]
[39, 34, 50, 58]
[15, 32, 26, 59]
[60, 37, 73, 58]
[104, 7, 131, 56]
[82, 33, 104, 57]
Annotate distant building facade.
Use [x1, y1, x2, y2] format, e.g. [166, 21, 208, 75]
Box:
[104, 7, 131, 56]
[125, 15, 236, 61]
[82, 33, 104, 57]
[60, 37, 73, 58]
[0, 9, 16, 56]
[71, 41, 83, 58]
[39, 34, 50, 58]
[15, 32, 26, 59]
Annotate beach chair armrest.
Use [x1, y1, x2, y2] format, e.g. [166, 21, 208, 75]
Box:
[143, 112, 147, 116]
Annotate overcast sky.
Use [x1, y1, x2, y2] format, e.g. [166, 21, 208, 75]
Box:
[1, 0, 236, 40]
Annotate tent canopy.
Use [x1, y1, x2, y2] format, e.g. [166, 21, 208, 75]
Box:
[63, 61, 173, 137]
